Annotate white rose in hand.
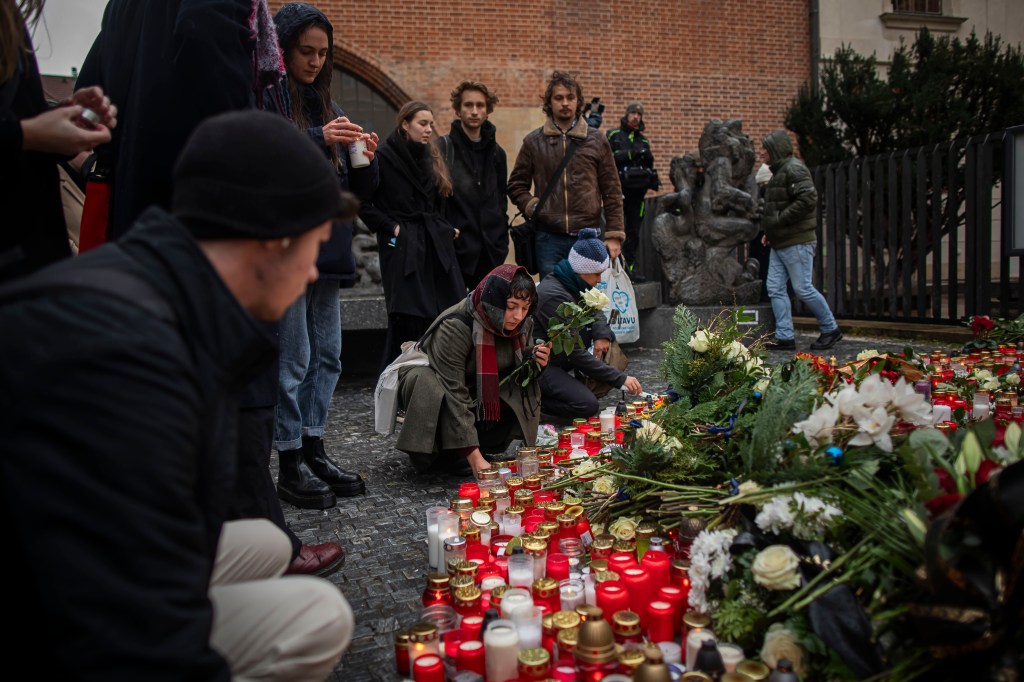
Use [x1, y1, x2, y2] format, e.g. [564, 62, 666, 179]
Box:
[688, 330, 712, 353]
[751, 544, 802, 590]
[582, 288, 610, 310]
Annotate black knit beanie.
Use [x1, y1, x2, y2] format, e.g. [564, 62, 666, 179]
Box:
[172, 110, 344, 240]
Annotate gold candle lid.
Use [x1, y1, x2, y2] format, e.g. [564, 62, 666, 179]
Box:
[476, 497, 496, 513]
[736, 660, 771, 679]
[523, 474, 544, 490]
[591, 534, 616, 551]
[612, 538, 636, 553]
[533, 576, 559, 597]
[504, 505, 525, 518]
[557, 626, 578, 651]
[551, 610, 581, 631]
[517, 446, 539, 457]
[505, 476, 525, 488]
[491, 487, 510, 499]
[576, 604, 603, 621]
[574, 618, 617, 664]
[671, 558, 691, 577]
[565, 504, 585, 519]
[680, 674, 713, 682]
[537, 520, 559, 536]
[545, 502, 567, 519]
[489, 584, 509, 604]
[636, 521, 658, 538]
[456, 560, 479, 577]
[408, 622, 438, 642]
[633, 662, 673, 682]
[462, 526, 481, 543]
[426, 573, 450, 590]
[683, 611, 710, 628]
[585, 431, 602, 443]
[449, 574, 474, 592]
[514, 489, 535, 505]
[618, 647, 646, 669]
[471, 510, 492, 527]
[542, 611, 556, 635]
[522, 536, 548, 556]
[517, 647, 551, 675]
[589, 559, 609, 573]
[477, 467, 501, 481]
[611, 609, 641, 636]
[454, 585, 482, 605]
[722, 674, 751, 682]
[450, 497, 474, 511]
[446, 557, 464, 575]
[557, 513, 576, 529]
[593, 570, 621, 584]
[394, 628, 411, 645]
[537, 452, 553, 466]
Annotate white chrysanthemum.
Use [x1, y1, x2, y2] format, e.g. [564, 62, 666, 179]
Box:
[686, 528, 738, 612]
[792, 403, 839, 447]
[856, 349, 879, 361]
[857, 373, 895, 409]
[790, 492, 842, 540]
[848, 405, 896, 452]
[755, 496, 797, 535]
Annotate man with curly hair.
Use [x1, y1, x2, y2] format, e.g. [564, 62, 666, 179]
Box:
[439, 80, 509, 290]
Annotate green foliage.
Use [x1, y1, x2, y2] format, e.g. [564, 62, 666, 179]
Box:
[787, 29, 1024, 166]
[740, 361, 821, 477]
[661, 305, 698, 388]
[610, 437, 673, 482]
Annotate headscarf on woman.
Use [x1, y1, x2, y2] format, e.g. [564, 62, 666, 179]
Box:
[469, 263, 533, 421]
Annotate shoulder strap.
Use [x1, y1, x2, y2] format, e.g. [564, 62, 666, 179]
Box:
[533, 140, 580, 218]
[0, 249, 175, 325]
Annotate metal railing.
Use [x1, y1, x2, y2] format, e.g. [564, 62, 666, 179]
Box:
[810, 129, 1021, 325]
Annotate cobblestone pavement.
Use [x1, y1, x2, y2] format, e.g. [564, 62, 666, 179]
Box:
[280, 329, 952, 681]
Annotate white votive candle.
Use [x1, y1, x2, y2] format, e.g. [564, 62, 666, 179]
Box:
[718, 642, 745, 672]
[583, 571, 597, 605]
[657, 641, 682, 664]
[507, 554, 535, 588]
[499, 588, 533, 620]
[483, 620, 520, 682]
[559, 578, 585, 611]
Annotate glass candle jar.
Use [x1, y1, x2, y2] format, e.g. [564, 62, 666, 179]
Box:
[517, 646, 552, 681]
[443, 536, 467, 568]
[511, 604, 545, 649]
[421, 573, 452, 607]
[483, 619, 520, 682]
[499, 587, 534, 620]
[611, 609, 643, 645]
[508, 549, 536, 588]
[407, 622, 441, 666]
[522, 536, 548, 579]
[533, 576, 561, 613]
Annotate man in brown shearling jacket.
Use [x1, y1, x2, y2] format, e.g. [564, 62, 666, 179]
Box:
[507, 71, 625, 280]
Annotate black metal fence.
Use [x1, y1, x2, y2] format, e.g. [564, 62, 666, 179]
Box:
[810, 129, 1021, 325]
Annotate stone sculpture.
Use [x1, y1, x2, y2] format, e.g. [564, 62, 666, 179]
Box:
[651, 119, 762, 306]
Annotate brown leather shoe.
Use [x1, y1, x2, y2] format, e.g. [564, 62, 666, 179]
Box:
[284, 542, 345, 577]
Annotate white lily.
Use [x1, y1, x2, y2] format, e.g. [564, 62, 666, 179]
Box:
[849, 405, 896, 452]
[792, 403, 839, 447]
[891, 377, 937, 425]
[857, 373, 895, 409]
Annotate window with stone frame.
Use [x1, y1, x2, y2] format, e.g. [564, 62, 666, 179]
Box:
[892, 0, 942, 14]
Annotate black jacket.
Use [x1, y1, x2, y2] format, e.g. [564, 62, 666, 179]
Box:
[360, 128, 465, 318]
[0, 208, 275, 679]
[0, 26, 71, 283]
[266, 3, 378, 282]
[440, 120, 508, 286]
[607, 117, 658, 194]
[77, 0, 259, 240]
[534, 271, 625, 387]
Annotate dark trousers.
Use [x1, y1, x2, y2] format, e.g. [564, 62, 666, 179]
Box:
[231, 406, 301, 560]
[539, 365, 599, 423]
[381, 313, 432, 375]
[622, 190, 646, 267]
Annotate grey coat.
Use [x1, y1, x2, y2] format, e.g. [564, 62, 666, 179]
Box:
[396, 298, 540, 457]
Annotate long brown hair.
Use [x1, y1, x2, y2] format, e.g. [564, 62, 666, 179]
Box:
[282, 18, 340, 169]
[1, 0, 44, 83]
[396, 101, 452, 198]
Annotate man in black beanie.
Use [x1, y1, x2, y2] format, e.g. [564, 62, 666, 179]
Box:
[0, 110, 354, 680]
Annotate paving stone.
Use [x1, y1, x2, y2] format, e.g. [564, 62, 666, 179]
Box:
[283, 330, 951, 680]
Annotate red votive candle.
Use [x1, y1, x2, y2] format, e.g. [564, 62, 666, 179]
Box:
[476, 562, 501, 586]
[467, 542, 490, 564]
[413, 653, 444, 682]
[595, 581, 630, 619]
[621, 567, 652, 626]
[552, 664, 578, 682]
[444, 628, 463, 659]
[456, 640, 485, 675]
[534, 490, 556, 504]
[647, 599, 674, 643]
[656, 585, 685, 635]
[641, 548, 671, 590]
[546, 553, 570, 581]
[461, 615, 484, 642]
[458, 482, 481, 507]
[609, 553, 637, 574]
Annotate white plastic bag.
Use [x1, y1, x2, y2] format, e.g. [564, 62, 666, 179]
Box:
[597, 256, 640, 344]
[373, 340, 429, 435]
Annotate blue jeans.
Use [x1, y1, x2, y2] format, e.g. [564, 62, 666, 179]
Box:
[535, 231, 578, 280]
[766, 242, 837, 341]
[273, 280, 342, 451]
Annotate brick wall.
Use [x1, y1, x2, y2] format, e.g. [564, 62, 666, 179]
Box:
[269, 0, 811, 183]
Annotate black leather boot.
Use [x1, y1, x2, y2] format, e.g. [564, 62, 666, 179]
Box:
[277, 448, 336, 509]
[302, 437, 366, 497]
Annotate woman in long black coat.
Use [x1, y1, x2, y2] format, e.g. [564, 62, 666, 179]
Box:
[360, 100, 466, 371]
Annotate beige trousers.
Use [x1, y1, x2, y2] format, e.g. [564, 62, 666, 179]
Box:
[209, 519, 353, 681]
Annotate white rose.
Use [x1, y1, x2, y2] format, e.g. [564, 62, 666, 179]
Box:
[592, 476, 618, 495]
[973, 369, 993, 381]
[635, 419, 666, 443]
[1006, 373, 1021, 386]
[751, 545, 802, 590]
[582, 288, 610, 310]
[856, 349, 879, 361]
[760, 623, 805, 675]
[726, 340, 750, 360]
[983, 377, 1000, 391]
[608, 516, 639, 541]
[571, 459, 598, 476]
[688, 330, 712, 353]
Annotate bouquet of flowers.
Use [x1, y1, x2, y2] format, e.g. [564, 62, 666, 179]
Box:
[962, 313, 1024, 350]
